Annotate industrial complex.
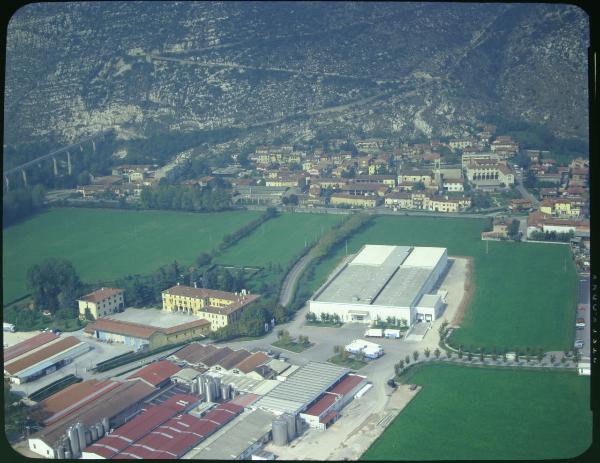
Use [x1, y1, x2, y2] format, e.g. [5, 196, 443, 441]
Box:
[309, 245, 448, 325]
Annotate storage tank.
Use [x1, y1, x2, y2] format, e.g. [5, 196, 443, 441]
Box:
[85, 430, 92, 446]
[102, 417, 110, 434]
[64, 451, 72, 460]
[190, 380, 198, 395]
[271, 420, 288, 446]
[220, 383, 231, 401]
[197, 376, 204, 395]
[283, 413, 296, 441]
[96, 422, 104, 438]
[67, 426, 80, 457]
[56, 445, 65, 459]
[76, 422, 86, 450]
[205, 379, 214, 403]
[213, 376, 221, 400]
[90, 425, 98, 442]
[295, 415, 304, 436]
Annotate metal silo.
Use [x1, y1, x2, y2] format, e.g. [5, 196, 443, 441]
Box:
[190, 379, 197, 395]
[90, 426, 98, 442]
[213, 376, 221, 400]
[102, 417, 110, 434]
[67, 426, 80, 457]
[295, 415, 304, 435]
[64, 451, 72, 460]
[283, 413, 296, 441]
[271, 420, 288, 446]
[96, 422, 104, 438]
[197, 376, 204, 395]
[76, 422, 86, 450]
[220, 383, 230, 401]
[56, 445, 65, 459]
[85, 430, 92, 446]
[205, 379, 214, 403]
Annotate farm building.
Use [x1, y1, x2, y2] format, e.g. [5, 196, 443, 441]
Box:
[162, 285, 260, 331]
[126, 360, 182, 388]
[77, 287, 125, 320]
[4, 336, 91, 384]
[309, 245, 447, 325]
[84, 309, 210, 351]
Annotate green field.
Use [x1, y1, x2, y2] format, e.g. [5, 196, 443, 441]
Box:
[215, 213, 344, 268]
[362, 364, 592, 460]
[2, 208, 260, 305]
[302, 215, 576, 351]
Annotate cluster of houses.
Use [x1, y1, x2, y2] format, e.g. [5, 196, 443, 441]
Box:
[76, 164, 159, 199]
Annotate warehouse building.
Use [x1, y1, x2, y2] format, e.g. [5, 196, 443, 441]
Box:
[184, 409, 276, 460]
[309, 245, 447, 325]
[4, 336, 91, 384]
[126, 360, 182, 388]
[28, 378, 157, 458]
[253, 362, 350, 416]
[84, 311, 210, 351]
[4, 331, 60, 363]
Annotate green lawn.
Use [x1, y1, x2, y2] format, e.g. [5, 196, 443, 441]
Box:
[271, 339, 313, 353]
[301, 215, 576, 351]
[362, 363, 592, 460]
[215, 213, 344, 268]
[328, 354, 367, 370]
[2, 208, 260, 305]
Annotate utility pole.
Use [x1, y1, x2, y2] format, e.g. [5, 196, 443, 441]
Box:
[486, 239, 489, 255]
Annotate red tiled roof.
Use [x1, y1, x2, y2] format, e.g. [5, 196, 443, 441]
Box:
[328, 374, 365, 397]
[78, 287, 124, 303]
[4, 332, 59, 362]
[320, 410, 338, 424]
[304, 393, 338, 417]
[216, 349, 252, 370]
[233, 352, 269, 373]
[228, 393, 260, 408]
[4, 336, 83, 375]
[200, 347, 234, 367]
[127, 360, 182, 387]
[87, 317, 209, 340]
[173, 343, 218, 365]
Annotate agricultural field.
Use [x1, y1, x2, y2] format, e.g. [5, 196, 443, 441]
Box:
[215, 213, 344, 268]
[2, 208, 260, 305]
[362, 363, 592, 460]
[301, 215, 576, 351]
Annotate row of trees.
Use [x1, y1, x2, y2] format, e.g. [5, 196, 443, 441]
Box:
[3, 185, 46, 227]
[529, 230, 574, 242]
[310, 213, 372, 260]
[219, 207, 278, 251]
[140, 184, 231, 212]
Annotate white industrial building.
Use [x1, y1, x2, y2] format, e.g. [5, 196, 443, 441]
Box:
[309, 245, 447, 325]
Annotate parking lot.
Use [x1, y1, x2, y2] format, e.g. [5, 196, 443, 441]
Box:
[575, 273, 590, 360]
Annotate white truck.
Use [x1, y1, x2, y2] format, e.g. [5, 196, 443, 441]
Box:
[384, 329, 401, 339]
[3, 322, 15, 333]
[364, 328, 383, 338]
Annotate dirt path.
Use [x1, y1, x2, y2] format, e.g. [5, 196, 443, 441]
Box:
[452, 256, 473, 326]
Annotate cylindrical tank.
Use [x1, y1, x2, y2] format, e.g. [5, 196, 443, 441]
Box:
[197, 376, 204, 395]
[220, 383, 230, 401]
[64, 451, 72, 460]
[102, 417, 110, 434]
[90, 425, 98, 441]
[190, 380, 197, 395]
[76, 422, 86, 450]
[96, 422, 104, 438]
[295, 414, 304, 436]
[213, 376, 221, 400]
[56, 445, 65, 459]
[206, 380, 214, 403]
[85, 430, 92, 446]
[272, 420, 288, 446]
[284, 413, 296, 441]
[67, 426, 80, 457]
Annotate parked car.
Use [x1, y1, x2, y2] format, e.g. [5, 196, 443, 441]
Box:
[409, 384, 418, 391]
[574, 340, 584, 349]
[387, 379, 397, 389]
[576, 318, 586, 327]
[576, 325, 585, 331]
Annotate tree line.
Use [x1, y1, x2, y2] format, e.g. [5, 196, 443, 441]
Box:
[140, 183, 231, 212]
[3, 185, 46, 227]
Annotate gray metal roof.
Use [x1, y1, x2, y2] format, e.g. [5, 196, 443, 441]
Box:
[374, 267, 431, 307]
[254, 362, 349, 415]
[416, 293, 441, 308]
[185, 409, 276, 460]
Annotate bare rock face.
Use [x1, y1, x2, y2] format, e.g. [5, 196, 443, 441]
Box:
[4, 2, 589, 148]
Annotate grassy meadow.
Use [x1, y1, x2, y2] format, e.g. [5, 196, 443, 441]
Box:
[362, 363, 592, 460]
[2, 208, 259, 305]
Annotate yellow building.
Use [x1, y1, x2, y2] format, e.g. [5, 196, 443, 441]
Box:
[540, 199, 580, 218]
[78, 288, 125, 320]
[162, 285, 260, 331]
[330, 193, 379, 208]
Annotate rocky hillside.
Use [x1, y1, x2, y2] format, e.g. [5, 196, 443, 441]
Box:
[4, 2, 589, 151]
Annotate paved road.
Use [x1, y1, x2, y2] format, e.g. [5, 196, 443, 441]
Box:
[278, 253, 313, 307]
[576, 273, 590, 360]
[515, 174, 540, 207]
